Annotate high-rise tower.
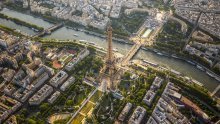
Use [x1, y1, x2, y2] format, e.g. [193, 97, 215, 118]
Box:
[107, 26, 113, 65]
[99, 26, 117, 91]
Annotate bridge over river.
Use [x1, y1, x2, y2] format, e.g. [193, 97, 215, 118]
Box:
[32, 23, 63, 38]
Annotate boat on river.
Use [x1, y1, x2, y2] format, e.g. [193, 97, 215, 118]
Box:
[79, 40, 86, 42]
[171, 54, 179, 59]
[196, 65, 205, 71]
[73, 34, 78, 37]
[96, 46, 105, 50]
[206, 71, 215, 78]
[153, 49, 158, 53]
[186, 60, 196, 65]
[31, 28, 39, 32]
[142, 59, 158, 67]
[141, 47, 148, 51]
[192, 79, 204, 87]
[156, 52, 164, 56]
[88, 42, 96, 46]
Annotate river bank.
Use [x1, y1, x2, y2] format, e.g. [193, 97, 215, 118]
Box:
[0, 13, 43, 32]
[42, 38, 219, 92]
[141, 47, 220, 82]
[0, 8, 53, 29]
[3, 6, 131, 41]
[0, 8, 219, 92]
[65, 26, 134, 45]
[1, 7, 132, 45]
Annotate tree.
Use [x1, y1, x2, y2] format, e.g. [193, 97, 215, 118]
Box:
[39, 103, 49, 112]
[20, 108, 28, 117]
[16, 115, 26, 124]
[66, 100, 74, 106]
[27, 118, 37, 124]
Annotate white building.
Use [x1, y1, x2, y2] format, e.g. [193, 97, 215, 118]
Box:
[147, 116, 158, 124]
[143, 90, 156, 106]
[65, 57, 79, 71]
[152, 77, 163, 88]
[60, 76, 75, 91]
[78, 48, 90, 60]
[118, 102, 132, 122]
[50, 70, 68, 87]
[32, 72, 49, 89]
[48, 91, 60, 104]
[29, 84, 53, 105]
[128, 106, 146, 124]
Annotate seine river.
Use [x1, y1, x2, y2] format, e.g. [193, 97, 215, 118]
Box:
[0, 8, 219, 91]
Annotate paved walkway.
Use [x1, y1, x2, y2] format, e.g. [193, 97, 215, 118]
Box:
[67, 88, 98, 124]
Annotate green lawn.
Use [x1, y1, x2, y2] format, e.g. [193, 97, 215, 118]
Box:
[74, 84, 94, 105]
[155, 20, 187, 52]
[80, 102, 94, 115]
[75, 94, 86, 105]
[111, 11, 148, 36]
[90, 90, 103, 103]
[92, 94, 124, 123]
[71, 114, 84, 124]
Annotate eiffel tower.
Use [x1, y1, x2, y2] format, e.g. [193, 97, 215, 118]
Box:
[99, 26, 118, 91]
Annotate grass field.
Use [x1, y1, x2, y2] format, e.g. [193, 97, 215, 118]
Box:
[90, 90, 103, 103]
[71, 114, 84, 124]
[80, 102, 94, 115]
